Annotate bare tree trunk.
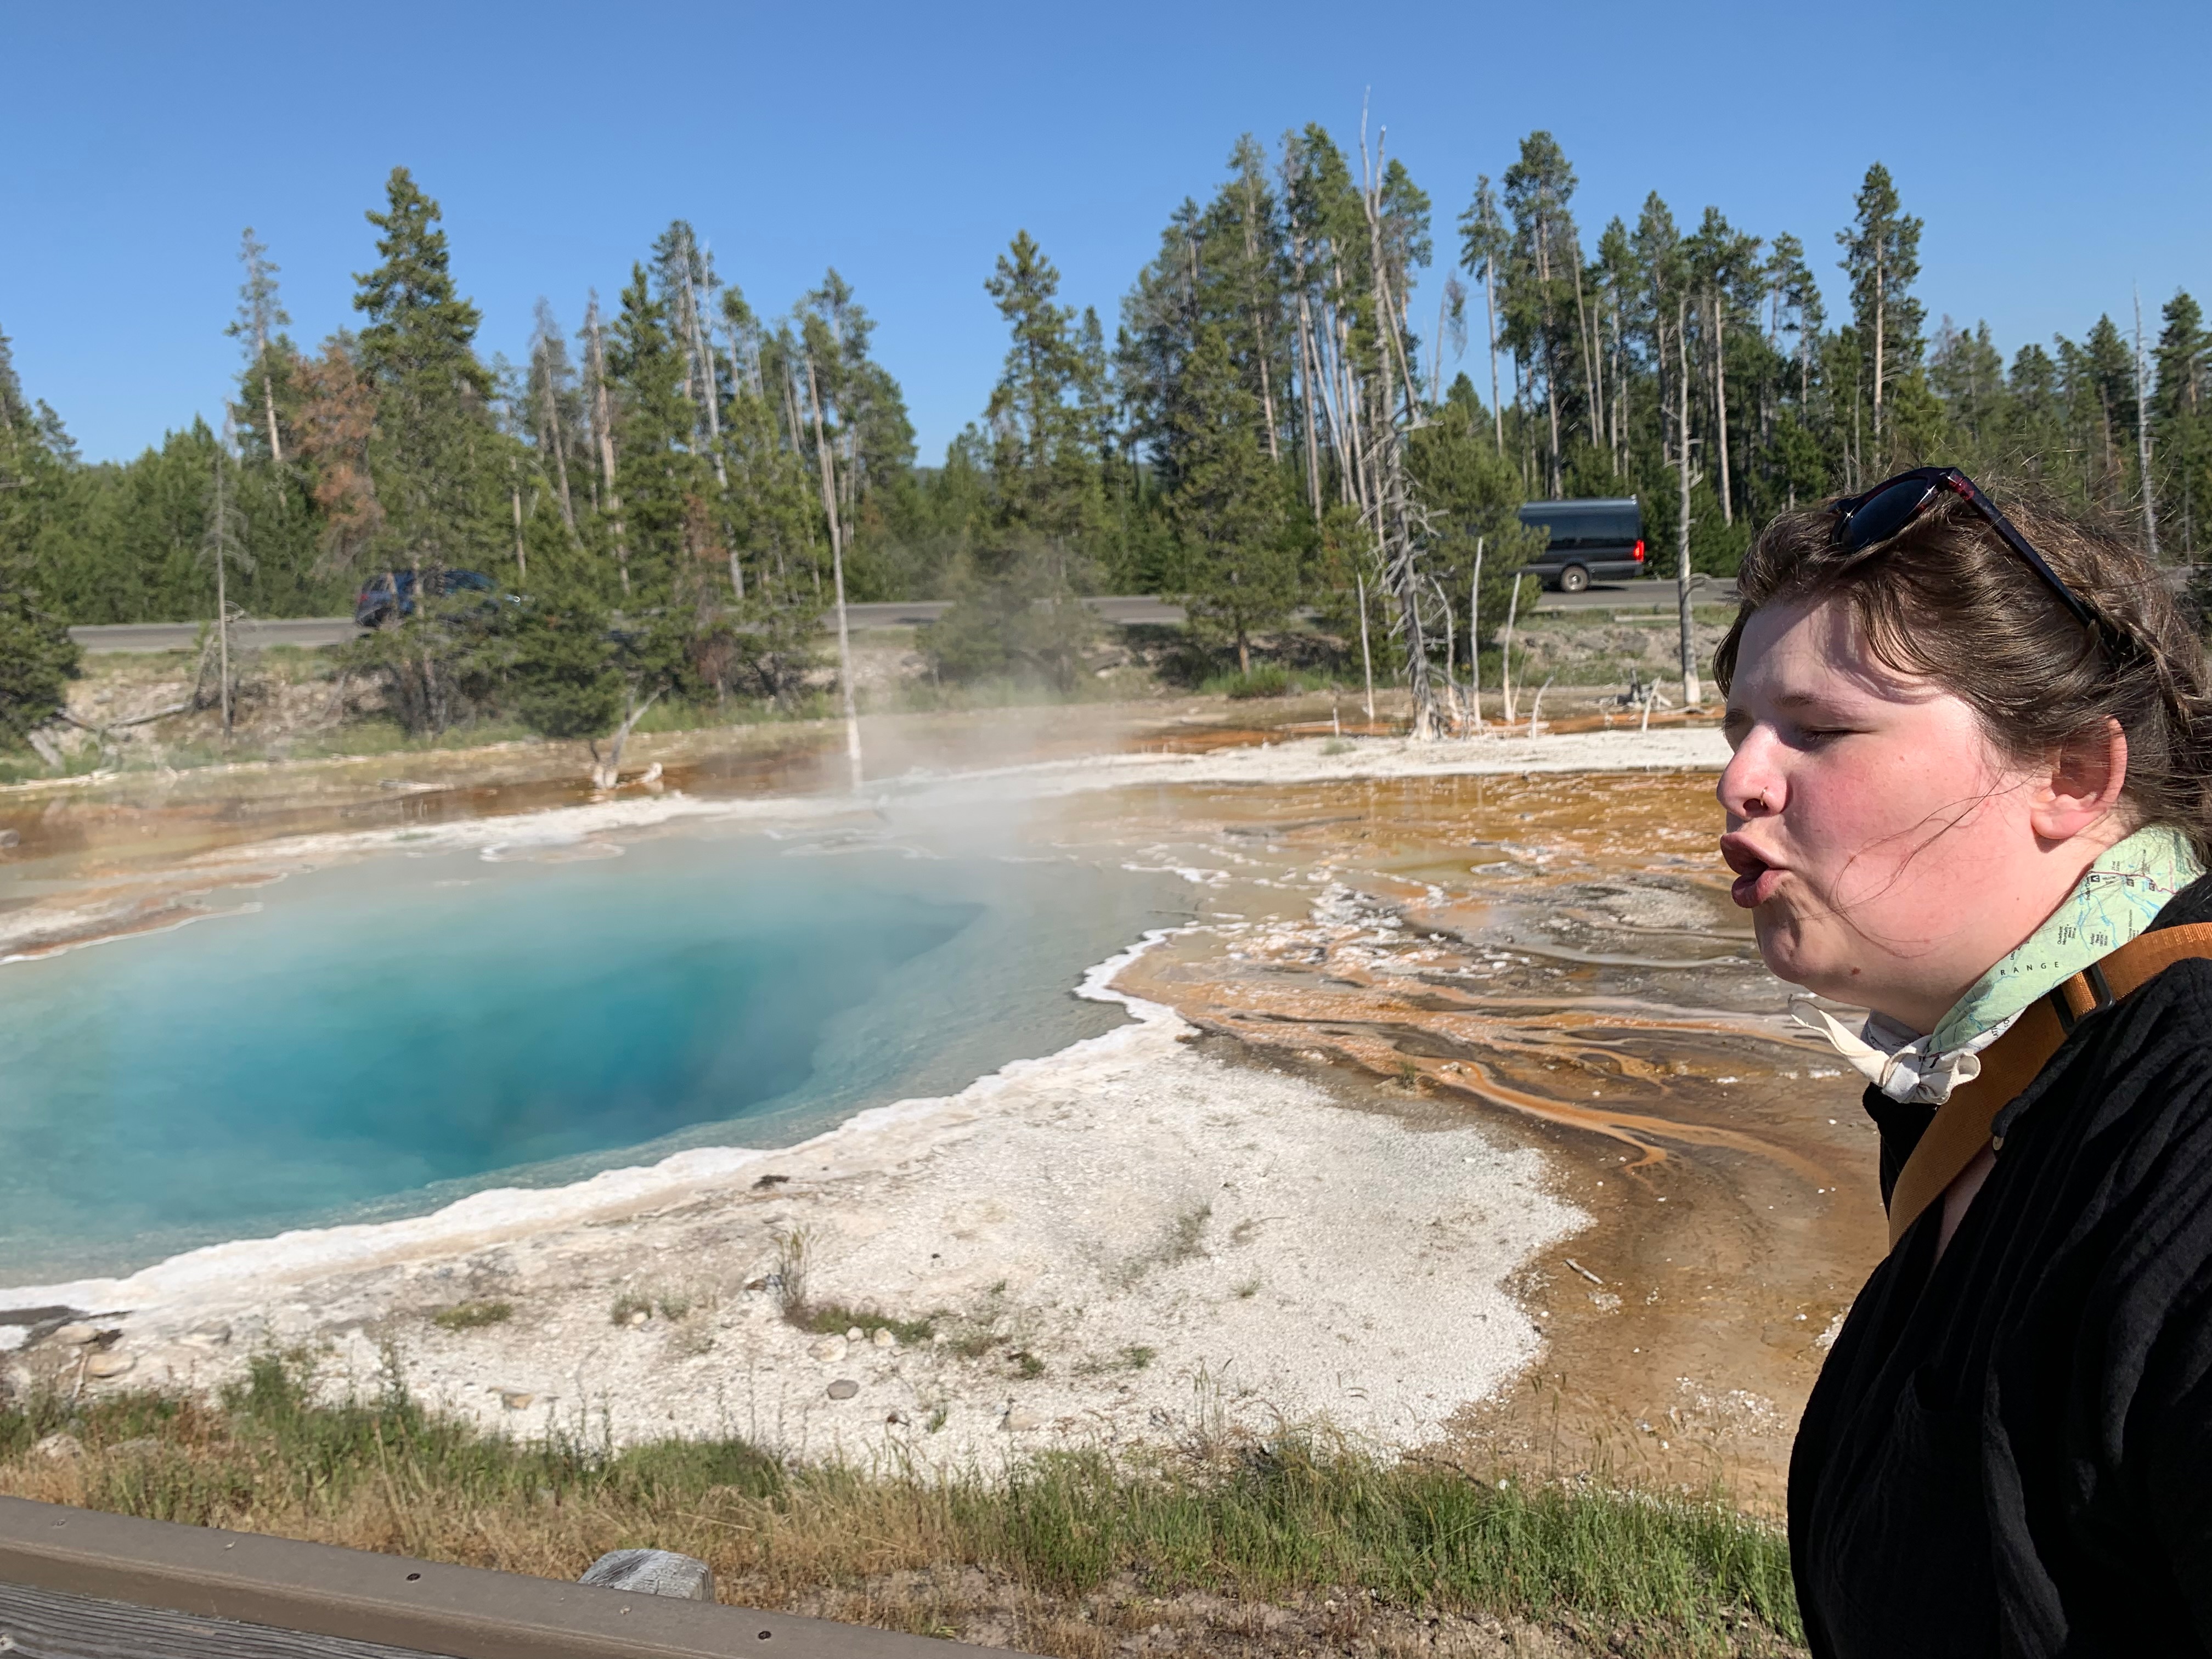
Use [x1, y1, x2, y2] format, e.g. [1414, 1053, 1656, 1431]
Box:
[1537, 225, 1561, 494]
[1240, 178, 1281, 463]
[1432, 284, 1449, 408]
[803, 353, 864, 791]
[1676, 296, 1701, 707]
[585, 298, 630, 596]
[1500, 568, 1519, 725]
[684, 270, 729, 490]
[589, 686, 664, 790]
[1712, 291, 1734, 526]
[1466, 540, 1483, 734]
[535, 339, 577, 534]
[1359, 132, 1440, 740]
[261, 363, 283, 467]
[1356, 573, 1375, 724]
[1872, 249, 1886, 452]
[1484, 262, 1503, 454]
[509, 458, 527, 580]
[215, 488, 231, 739]
[1573, 263, 1600, 451]
[1296, 290, 1325, 520]
[2135, 288, 2162, 561]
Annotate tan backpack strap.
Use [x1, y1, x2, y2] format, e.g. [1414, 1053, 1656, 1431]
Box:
[1882, 921, 2212, 1249]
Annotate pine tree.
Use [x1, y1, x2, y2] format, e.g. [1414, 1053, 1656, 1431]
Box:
[352, 168, 503, 581]
[1500, 132, 1581, 494]
[1169, 324, 1296, 673]
[226, 229, 294, 466]
[606, 261, 707, 602]
[1837, 163, 1924, 459]
[2151, 293, 2208, 556]
[983, 232, 1104, 560]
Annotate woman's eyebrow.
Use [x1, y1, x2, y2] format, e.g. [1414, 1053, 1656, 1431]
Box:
[1771, 689, 1859, 714]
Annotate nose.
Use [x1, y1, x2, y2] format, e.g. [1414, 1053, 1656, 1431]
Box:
[1717, 730, 1783, 823]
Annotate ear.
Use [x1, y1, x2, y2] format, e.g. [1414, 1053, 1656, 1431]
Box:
[2028, 718, 2128, 844]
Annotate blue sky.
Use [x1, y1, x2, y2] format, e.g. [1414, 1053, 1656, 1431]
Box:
[5, 0, 2206, 466]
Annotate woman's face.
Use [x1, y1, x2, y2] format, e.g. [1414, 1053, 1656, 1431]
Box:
[1718, 596, 2054, 1032]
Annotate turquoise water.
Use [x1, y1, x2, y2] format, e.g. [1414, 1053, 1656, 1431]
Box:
[0, 830, 1179, 1282]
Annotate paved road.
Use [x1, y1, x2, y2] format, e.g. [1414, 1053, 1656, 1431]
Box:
[70, 617, 364, 653]
[68, 583, 1729, 653]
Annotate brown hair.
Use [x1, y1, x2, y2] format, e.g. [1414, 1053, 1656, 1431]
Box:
[1712, 481, 2212, 859]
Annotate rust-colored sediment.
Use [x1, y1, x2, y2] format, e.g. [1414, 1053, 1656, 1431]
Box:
[1073, 770, 1884, 1509]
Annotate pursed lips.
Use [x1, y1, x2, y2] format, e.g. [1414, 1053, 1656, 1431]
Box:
[1719, 833, 1784, 909]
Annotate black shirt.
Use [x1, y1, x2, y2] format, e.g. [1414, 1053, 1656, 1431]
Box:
[1790, 874, 2212, 1656]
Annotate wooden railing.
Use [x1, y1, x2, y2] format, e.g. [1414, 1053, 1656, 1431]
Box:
[0, 1496, 995, 1658]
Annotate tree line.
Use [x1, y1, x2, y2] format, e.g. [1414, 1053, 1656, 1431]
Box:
[2, 128, 2205, 745]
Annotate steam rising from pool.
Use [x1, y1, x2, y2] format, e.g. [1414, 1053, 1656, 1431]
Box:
[0, 830, 1178, 1280]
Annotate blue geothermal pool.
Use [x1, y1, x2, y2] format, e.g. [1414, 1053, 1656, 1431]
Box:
[0, 829, 1178, 1280]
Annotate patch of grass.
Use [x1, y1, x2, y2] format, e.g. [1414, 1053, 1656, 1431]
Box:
[1118, 1201, 1214, 1288]
[1121, 1345, 1156, 1371]
[1199, 665, 1340, 700]
[430, 1301, 513, 1332]
[1234, 1278, 1262, 1301]
[784, 1302, 940, 1346]
[1011, 1352, 1046, 1380]
[946, 1327, 1003, 1361]
[770, 1227, 812, 1319]
[0, 1359, 1801, 1655]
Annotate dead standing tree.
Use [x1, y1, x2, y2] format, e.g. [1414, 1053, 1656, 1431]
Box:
[1357, 122, 1445, 740]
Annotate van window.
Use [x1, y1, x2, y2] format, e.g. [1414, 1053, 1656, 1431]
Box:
[1516, 501, 1642, 554]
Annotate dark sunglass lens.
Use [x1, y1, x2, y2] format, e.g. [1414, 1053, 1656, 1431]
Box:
[1842, 479, 1934, 550]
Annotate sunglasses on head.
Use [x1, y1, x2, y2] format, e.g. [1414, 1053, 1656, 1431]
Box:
[1830, 466, 2100, 631]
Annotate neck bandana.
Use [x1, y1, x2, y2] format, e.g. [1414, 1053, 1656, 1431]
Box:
[1795, 824, 2204, 1105]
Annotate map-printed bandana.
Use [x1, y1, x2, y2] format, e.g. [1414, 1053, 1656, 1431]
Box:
[1793, 824, 2204, 1105]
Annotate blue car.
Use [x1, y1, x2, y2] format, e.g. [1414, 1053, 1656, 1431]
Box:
[354, 568, 500, 628]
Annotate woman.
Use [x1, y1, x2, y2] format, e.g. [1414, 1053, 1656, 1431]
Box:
[1714, 469, 2212, 1656]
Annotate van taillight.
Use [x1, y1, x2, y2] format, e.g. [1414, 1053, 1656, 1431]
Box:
[1633, 539, 1646, 561]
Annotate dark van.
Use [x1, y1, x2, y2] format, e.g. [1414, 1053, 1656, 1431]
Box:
[1515, 498, 1646, 592]
[354, 568, 500, 628]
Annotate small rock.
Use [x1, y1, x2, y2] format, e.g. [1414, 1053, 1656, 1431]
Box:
[580, 1548, 713, 1601]
[0, 829, 19, 849]
[885, 1410, 906, 1425]
[495, 1389, 536, 1411]
[51, 1324, 99, 1346]
[178, 1327, 232, 1350]
[624, 1308, 650, 1327]
[871, 1328, 896, 1350]
[85, 1351, 134, 1379]
[32, 1432, 82, 1462]
[826, 1379, 859, 1400]
[809, 1338, 844, 1362]
[845, 1327, 863, 1343]
[1001, 1408, 1043, 1432]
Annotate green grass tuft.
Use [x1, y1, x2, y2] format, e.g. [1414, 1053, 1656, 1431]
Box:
[431, 1301, 513, 1331]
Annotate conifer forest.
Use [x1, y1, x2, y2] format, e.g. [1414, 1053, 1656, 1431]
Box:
[3, 126, 2206, 743]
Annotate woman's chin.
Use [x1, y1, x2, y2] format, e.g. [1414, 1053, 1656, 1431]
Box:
[1751, 914, 1847, 995]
